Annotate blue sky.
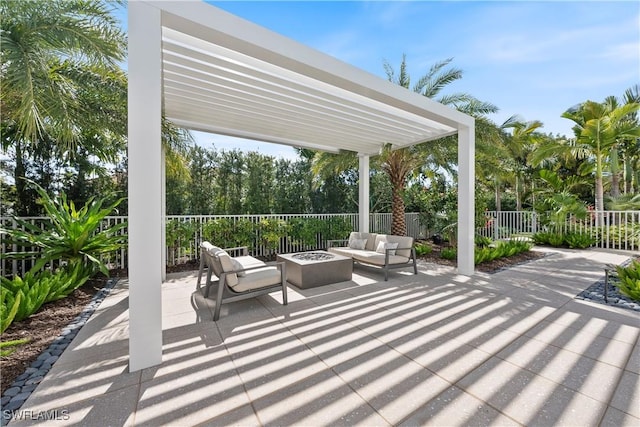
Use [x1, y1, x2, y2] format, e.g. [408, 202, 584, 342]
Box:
[118, 1, 640, 159]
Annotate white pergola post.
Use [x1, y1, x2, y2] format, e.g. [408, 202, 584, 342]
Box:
[457, 124, 475, 275]
[128, 1, 163, 372]
[358, 154, 370, 233]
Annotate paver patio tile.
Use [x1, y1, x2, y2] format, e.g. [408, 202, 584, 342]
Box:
[496, 335, 623, 401]
[626, 344, 640, 374]
[9, 383, 139, 427]
[600, 406, 640, 427]
[609, 370, 640, 418]
[251, 368, 390, 427]
[397, 385, 519, 427]
[136, 357, 253, 426]
[457, 356, 607, 426]
[15, 354, 139, 412]
[332, 346, 450, 425]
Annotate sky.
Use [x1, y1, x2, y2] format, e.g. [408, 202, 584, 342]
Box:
[118, 1, 640, 160]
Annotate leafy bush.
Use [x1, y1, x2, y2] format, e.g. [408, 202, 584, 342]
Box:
[258, 218, 289, 254]
[564, 232, 596, 249]
[415, 242, 433, 256]
[475, 235, 492, 248]
[166, 219, 197, 259]
[288, 217, 325, 247]
[0, 263, 92, 332]
[1, 180, 127, 276]
[474, 240, 532, 265]
[202, 218, 254, 249]
[616, 260, 640, 302]
[533, 231, 596, 249]
[440, 247, 457, 260]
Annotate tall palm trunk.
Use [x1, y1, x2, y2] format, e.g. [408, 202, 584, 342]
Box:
[391, 181, 406, 236]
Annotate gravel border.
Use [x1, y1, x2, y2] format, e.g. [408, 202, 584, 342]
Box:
[1, 278, 119, 426]
[576, 257, 640, 312]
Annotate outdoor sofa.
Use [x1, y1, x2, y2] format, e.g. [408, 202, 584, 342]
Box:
[327, 232, 418, 280]
[197, 242, 287, 320]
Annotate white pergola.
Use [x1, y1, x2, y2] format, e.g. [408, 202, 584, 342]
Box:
[128, 1, 475, 371]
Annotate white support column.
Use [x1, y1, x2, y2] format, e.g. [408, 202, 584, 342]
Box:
[358, 154, 370, 233]
[161, 148, 167, 282]
[457, 124, 475, 275]
[128, 1, 163, 372]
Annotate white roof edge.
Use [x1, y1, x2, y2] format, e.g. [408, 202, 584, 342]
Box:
[149, 1, 475, 130]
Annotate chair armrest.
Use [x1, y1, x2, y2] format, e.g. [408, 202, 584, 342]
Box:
[223, 246, 249, 256]
[327, 239, 349, 248]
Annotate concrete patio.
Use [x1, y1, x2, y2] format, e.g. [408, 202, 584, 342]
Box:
[7, 248, 640, 426]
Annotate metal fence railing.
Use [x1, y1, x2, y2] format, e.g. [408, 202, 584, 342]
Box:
[1, 212, 426, 277]
[476, 210, 640, 252]
[3, 210, 637, 277]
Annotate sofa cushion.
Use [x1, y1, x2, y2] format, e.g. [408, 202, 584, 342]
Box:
[373, 235, 413, 258]
[376, 241, 399, 256]
[232, 267, 282, 292]
[352, 251, 409, 266]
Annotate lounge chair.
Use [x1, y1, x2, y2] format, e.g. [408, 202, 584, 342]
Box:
[197, 242, 287, 321]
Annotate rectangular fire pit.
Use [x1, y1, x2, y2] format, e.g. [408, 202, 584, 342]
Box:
[276, 251, 352, 289]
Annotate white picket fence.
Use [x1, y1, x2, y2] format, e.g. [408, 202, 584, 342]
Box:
[1, 213, 426, 277]
[3, 210, 637, 277]
[476, 210, 640, 251]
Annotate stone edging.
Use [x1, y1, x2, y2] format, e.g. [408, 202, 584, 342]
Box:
[1, 278, 119, 426]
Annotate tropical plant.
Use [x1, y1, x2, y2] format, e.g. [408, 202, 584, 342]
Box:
[0, 0, 128, 215]
[500, 116, 544, 210]
[561, 99, 640, 224]
[474, 240, 532, 265]
[0, 339, 30, 357]
[0, 180, 127, 275]
[564, 232, 597, 249]
[616, 260, 640, 302]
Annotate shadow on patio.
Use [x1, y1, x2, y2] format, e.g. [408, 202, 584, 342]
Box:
[7, 248, 640, 426]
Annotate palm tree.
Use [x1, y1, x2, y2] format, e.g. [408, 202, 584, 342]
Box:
[1, 0, 127, 214]
[379, 55, 498, 235]
[1, 0, 126, 146]
[500, 116, 544, 210]
[561, 100, 640, 225]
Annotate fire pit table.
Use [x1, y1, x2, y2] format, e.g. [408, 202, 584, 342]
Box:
[276, 251, 352, 289]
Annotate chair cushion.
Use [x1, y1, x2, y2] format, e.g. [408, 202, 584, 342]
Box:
[232, 267, 282, 292]
[348, 232, 378, 251]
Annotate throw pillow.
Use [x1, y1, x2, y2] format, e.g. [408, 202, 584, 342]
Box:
[348, 238, 367, 250]
[376, 241, 399, 256]
[230, 257, 246, 277]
